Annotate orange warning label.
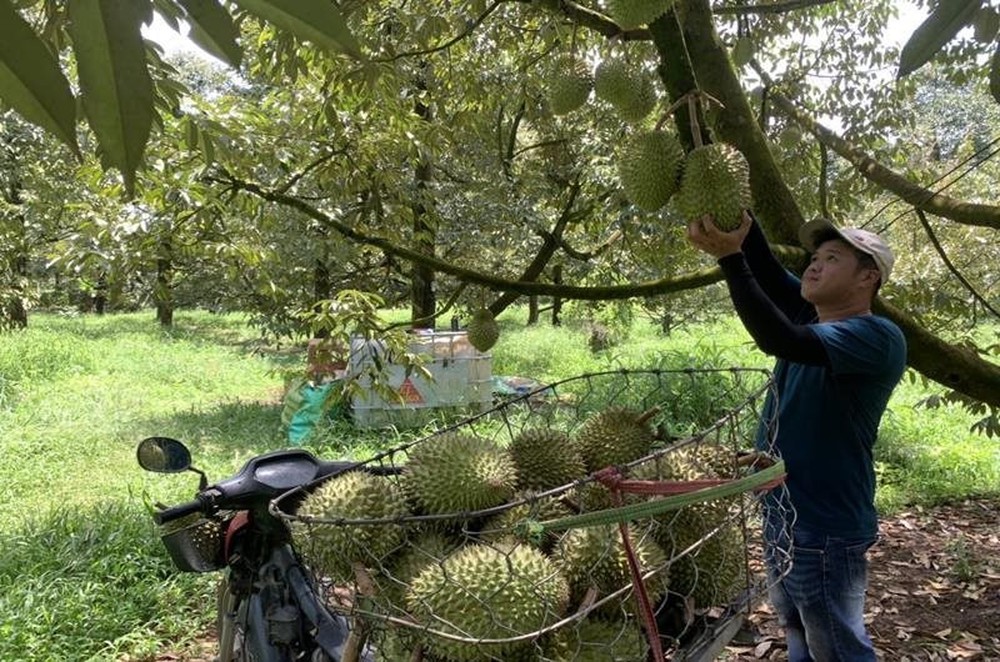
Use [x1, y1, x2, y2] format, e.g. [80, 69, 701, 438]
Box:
[397, 378, 424, 404]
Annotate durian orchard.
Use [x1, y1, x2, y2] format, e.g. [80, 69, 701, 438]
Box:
[281, 368, 793, 661]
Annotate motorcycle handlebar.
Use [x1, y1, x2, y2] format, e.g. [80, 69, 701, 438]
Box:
[153, 498, 206, 525]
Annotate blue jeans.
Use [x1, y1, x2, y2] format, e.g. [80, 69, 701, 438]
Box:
[766, 526, 877, 662]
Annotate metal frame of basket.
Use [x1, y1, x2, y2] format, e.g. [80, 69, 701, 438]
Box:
[274, 368, 794, 661]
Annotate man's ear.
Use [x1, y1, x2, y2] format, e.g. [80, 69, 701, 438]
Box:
[859, 268, 880, 289]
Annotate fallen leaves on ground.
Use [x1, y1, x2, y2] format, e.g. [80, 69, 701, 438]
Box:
[723, 496, 1000, 661]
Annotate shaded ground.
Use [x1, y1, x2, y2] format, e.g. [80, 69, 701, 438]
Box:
[153, 497, 999, 662]
[724, 496, 1000, 661]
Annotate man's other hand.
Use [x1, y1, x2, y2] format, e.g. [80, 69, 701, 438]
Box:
[686, 211, 752, 259]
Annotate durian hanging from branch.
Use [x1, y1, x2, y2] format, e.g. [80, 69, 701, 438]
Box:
[544, 26, 593, 116]
[672, 91, 752, 231]
[593, 51, 658, 124]
[467, 305, 500, 352]
[617, 111, 685, 212]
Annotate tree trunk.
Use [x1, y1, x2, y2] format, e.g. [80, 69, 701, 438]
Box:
[2, 180, 28, 329]
[94, 272, 108, 315]
[528, 295, 539, 325]
[551, 264, 563, 327]
[155, 235, 173, 328]
[410, 67, 436, 328]
[313, 256, 331, 339]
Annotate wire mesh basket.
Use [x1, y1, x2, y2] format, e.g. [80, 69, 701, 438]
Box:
[275, 368, 794, 661]
[158, 513, 226, 573]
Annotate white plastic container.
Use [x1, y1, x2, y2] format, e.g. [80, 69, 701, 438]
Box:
[348, 331, 493, 428]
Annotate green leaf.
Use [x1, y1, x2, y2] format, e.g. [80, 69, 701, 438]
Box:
[68, 0, 155, 196]
[177, 0, 243, 67]
[231, 0, 362, 59]
[897, 0, 984, 78]
[989, 40, 1000, 104]
[0, 0, 80, 155]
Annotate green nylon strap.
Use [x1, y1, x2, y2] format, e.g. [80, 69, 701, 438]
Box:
[532, 459, 786, 534]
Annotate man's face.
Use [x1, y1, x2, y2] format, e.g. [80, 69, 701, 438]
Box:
[800, 239, 878, 305]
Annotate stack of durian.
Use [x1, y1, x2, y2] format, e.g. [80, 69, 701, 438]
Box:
[292, 405, 751, 660]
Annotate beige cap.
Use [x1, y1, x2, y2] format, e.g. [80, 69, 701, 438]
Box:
[798, 218, 894, 283]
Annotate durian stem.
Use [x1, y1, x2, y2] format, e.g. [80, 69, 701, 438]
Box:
[637, 406, 662, 426]
[688, 94, 703, 148]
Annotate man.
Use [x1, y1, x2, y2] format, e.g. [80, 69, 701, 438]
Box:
[687, 212, 907, 661]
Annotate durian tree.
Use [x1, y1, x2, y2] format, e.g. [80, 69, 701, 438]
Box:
[2, 0, 999, 419]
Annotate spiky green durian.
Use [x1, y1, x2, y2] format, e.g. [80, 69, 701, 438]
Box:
[467, 307, 500, 352]
[594, 58, 631, 105]
[403, 432, 517, 516]
[405, 543, 570, 661]
[546, 617, 649, 661]
[674, 142, 752, 231]
[574, 406, 658, 472]
[618, 129, 685, 212]
[631, 442, 738, 482]
[509, 427, 586, 491]
[547, 55, 593, 115]
[552, 524, 669, 615]
[376, 531, 463, 610]
[593, 58, 657, 123]
[654, 503, 748, 608]
[606, 0, 677, 29]
[293, 471, 409, 583]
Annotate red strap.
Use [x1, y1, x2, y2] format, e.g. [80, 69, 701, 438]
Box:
[604, 471, 665, 662]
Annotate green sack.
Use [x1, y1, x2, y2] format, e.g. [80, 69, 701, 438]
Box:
[282, 378, 344, 446]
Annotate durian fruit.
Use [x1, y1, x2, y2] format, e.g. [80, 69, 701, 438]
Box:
[477, 492, 573, 550]
[546, 55, 593, 115]
[618, 129, 685, 212]
[552, 524, 669, 616]
[631, 442, 738, 482]
[467, 307, 500, 352]
[639, 444, 747, 609]
[654, 503, 748, 609]
[405, 543, 570, 661]
[593, 57, 657, 123]
[546, 617, 649, 661]
[674, 142, 752, 231]
[509, 427, 586, 491]
[606, 0, 677, 30]
[574, 406, 658, 472]
[293, 471, 409, 583]
[403, 432, 517, 516]
[376, 530, 463, 611]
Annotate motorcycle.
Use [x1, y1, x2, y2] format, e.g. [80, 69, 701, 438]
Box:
[137, 436, 389, 662]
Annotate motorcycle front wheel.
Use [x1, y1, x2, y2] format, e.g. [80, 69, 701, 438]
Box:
[215, 574, 243, 662]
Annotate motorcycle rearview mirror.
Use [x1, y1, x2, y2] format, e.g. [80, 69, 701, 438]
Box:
[137, 436, 192, 473]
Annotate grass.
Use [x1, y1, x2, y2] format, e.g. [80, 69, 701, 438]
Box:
[0, 307, 997, 660]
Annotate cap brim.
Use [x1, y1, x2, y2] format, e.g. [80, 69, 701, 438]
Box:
[798, 218, 841, 252]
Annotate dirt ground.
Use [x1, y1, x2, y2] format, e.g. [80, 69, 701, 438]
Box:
[154, 497, 999, 662]
[723, 496, 1000, 661]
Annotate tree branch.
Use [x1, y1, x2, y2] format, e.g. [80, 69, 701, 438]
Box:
[379, 1, 504, 61]
[914, 208, 1000, 320]
[875, 297, 1000, 407]
[711, 0, 838, 16]
[213, 173, 723, 299]
[767, 88, 1000, 230]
